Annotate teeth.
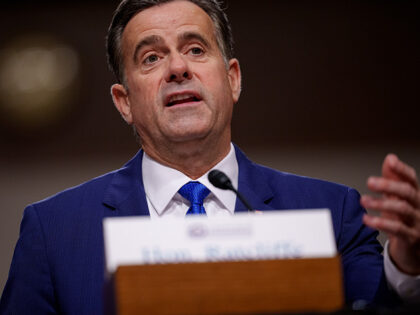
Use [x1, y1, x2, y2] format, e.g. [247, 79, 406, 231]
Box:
[169, 93, 195, 103]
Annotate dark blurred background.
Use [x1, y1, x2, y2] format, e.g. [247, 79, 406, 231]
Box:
[1, 0, 419, 292]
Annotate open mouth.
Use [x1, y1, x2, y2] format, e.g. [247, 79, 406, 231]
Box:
[166, 93, 202, 107]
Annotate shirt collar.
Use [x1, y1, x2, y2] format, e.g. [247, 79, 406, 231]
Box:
[142, 143, 238, 216]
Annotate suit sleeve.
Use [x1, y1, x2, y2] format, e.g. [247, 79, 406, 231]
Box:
[338, 188, 400, 306]
[0, 205, 58, 314]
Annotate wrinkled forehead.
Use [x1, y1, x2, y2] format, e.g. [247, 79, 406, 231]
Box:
[120, 1, 219, 61]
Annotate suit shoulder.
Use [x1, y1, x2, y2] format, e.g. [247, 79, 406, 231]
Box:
[234, 145, 352, 196]
[30, 169, 118, 211]
[254, 162, 352, 195]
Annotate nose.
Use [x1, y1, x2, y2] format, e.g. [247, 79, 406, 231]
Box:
[165, 53, 192, 83]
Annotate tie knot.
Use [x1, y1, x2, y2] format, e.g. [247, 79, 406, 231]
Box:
[179, 181, 210, 205]
[178, 181, 210, 215]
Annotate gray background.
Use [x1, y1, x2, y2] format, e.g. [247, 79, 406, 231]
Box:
[1, 0, 419, 293]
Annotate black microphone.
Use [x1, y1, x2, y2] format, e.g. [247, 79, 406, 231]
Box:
[208, 170, 254, 212]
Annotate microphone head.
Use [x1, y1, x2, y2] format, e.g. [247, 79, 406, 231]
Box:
[208, 169, 234, 191]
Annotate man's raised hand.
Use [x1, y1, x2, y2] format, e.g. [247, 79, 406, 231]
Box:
[361, 154, 420, 275]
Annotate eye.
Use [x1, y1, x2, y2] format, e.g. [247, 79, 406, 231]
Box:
[190, 47, 204, 56]
[143, 54, 159, 65]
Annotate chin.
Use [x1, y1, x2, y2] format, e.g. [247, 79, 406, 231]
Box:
[164, 121, 213, 142]
[166, 128, 211, 143]
[169, 133, 208, 143]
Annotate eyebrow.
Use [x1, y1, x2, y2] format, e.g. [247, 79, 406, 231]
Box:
[133, 35, 163, 64]
[132, 32, 211, 65]
[178, 32, 210, 49]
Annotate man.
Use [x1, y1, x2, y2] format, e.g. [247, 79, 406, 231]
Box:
[1, 0, 419, 314]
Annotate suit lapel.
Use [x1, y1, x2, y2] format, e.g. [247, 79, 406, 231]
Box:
[102, 150, 150, 217]
[102, 146, 277, 216]
[234, 145, 276, 213]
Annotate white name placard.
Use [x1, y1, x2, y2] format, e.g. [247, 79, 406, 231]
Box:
[103, 209, 336, 274]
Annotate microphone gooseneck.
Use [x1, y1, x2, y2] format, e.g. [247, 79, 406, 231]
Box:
[208, 170, 254, 212]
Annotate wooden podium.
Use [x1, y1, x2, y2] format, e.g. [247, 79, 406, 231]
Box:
[109, 256, 344, 315]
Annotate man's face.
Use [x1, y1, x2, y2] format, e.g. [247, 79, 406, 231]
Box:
[111, 0, 241, 152]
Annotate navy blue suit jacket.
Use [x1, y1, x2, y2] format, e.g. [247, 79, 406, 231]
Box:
[0, 146, 391, 314]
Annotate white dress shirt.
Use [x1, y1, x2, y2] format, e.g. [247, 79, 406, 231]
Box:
[384, 241, 420, 304]
[142, 143, 238, 218]
[142, 143, 419, 303]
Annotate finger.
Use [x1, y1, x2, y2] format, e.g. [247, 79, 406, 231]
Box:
[363, 214, 419, 240]
[382, 153, 418, 189]
[360, 195, 417, 225]
[367, 177, 419, 206]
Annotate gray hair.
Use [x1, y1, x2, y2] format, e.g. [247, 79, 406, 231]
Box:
[106, 0, 234, 84]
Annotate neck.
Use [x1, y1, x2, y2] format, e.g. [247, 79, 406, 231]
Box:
[143, 137, 231, 180]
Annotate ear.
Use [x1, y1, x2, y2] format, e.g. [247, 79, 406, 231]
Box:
[111, 84, 133, 124]
[227, 58, 242, 103]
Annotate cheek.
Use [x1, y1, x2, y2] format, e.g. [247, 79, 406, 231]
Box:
[202, 67, 231, 99]
[128, 77, 161, 111]
[128, 68, 162, 97]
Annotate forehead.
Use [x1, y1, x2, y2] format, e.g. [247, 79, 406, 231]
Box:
[122, 1, 217, 51]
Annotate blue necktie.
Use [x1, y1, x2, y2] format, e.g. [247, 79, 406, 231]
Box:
[178, 181, 210, 215]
